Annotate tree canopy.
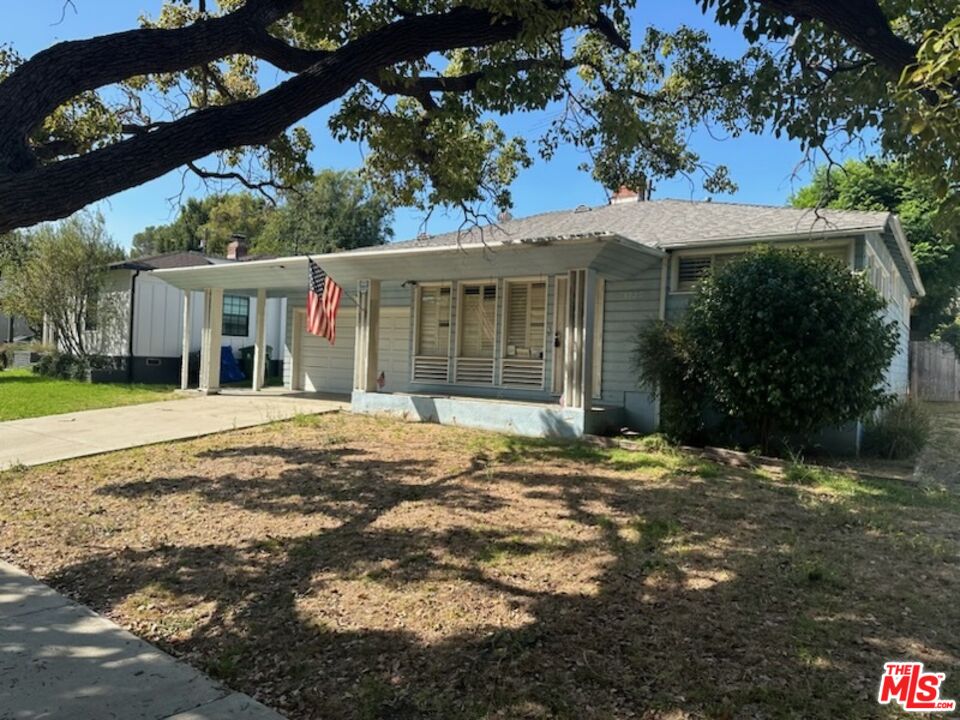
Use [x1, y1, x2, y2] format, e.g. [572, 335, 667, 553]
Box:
[791, 159, 960, 338]
[0, 213, 124, 358]
[132, 193, 271, 257]
[0, 1, 958, 235]
[254, 170, 393, 256]
[131, 170, 391, 257]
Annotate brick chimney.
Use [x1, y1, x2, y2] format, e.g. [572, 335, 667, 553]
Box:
[226, 233, 248, 261]
[609, 177, 652, 205]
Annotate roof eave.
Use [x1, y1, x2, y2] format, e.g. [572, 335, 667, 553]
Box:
[887, 215, 926, 297]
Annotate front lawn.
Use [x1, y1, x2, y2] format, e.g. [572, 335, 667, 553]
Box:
[1, 413, 957, 719]
[0, 368, 175, 421]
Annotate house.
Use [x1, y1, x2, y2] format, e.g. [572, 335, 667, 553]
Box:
[0, 311, 31, 344]
[152, 196, 924, 451]
[77, 242, 285, 384]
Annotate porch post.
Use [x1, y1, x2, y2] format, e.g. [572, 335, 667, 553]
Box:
[252, 288, 267, 391]
[563, 269, 582, 408]
[180, 290, 191, 391]
[581, 269, 597, 410]
[353, 279, 381, 392]
[199, 288, 223, 395]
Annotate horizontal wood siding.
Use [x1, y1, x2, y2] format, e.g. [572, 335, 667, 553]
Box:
[601, 263, 662, 431]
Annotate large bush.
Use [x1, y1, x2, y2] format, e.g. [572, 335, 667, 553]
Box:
[683, 246, 898, 452]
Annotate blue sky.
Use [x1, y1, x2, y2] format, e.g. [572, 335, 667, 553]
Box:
[7, 2, 856, 250]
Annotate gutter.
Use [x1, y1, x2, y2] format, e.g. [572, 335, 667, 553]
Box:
[127, 269, 140, 382]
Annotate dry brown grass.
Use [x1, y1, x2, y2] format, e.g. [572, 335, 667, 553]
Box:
[1, 412, 958, 719]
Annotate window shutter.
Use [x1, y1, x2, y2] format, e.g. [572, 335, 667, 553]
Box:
[677, 256, 713, 290]
[459, 284, 496, 358]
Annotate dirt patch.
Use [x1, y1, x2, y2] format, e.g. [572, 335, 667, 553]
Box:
[1, 413, 958, 719]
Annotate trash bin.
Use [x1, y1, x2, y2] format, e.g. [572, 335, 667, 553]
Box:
[239, 345, 272, 381]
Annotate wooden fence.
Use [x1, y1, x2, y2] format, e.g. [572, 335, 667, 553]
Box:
[911, 341, 960, 402]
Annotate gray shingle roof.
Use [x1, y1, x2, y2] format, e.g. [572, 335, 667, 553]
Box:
[385, 198, 892, 251]
[111, 251, 219, 271]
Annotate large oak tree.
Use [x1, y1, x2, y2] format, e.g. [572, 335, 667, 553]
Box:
[0, 0, 957, 235]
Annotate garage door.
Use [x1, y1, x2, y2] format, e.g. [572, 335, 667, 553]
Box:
[377, 307, 411, 393]
[299, 308, 356, 394]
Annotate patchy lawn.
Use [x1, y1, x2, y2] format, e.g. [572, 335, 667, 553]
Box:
[1, 413, 958, 719]
[915, 402, 960, 491]
[0, 368, 175, 421]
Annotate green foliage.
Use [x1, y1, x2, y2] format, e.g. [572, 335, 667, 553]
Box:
[633, 321, 707, 443]
[0, 214, 124, 359]
[254, 170, 393, 255]
[33, 351, 97, 381]
[863, 398, 932, 460]
[684, 247, 898, 452]
[133, 171, 390, 258]
[8, 1, 960, 226]
[791, 159, 960, 337]
[132, 194, 270, 257]
[932, 318, 960, 355]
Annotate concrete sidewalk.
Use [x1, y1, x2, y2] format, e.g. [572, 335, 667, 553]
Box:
[0, 561, 285, 719]
[0, 389, 347, 471]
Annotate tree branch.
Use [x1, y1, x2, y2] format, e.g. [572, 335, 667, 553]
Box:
[0, 0, 302, 173]
[0, 6, 527, 234]
[756, 0, 917, 76]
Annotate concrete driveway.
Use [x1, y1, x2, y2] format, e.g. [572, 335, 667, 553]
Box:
[0, 389, 347, 471]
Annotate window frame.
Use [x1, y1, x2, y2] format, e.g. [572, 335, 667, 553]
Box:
[455, 279, 499, 360]
[501, 278, 549, 362]
[221, 294, 250, 337]
[413, 283, 453, 358]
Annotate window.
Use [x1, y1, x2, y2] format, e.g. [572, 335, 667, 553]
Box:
[504, 281, 546, 360]
[458, 283, 497, 358]
[222, 295, 249, 337]
[455, 282, 497, 384]
[416, 285, 451, 356]
[676, 256, 713, 291]
[675, 243, 853, 292]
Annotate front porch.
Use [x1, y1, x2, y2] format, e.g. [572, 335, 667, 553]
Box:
[153, 233, 665, 439]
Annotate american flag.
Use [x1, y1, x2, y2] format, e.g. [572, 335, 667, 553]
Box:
[306, 258, 343, 344]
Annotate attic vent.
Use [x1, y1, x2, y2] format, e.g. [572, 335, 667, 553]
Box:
[677, 256, 713, 291]
[574, 204, 592, 213]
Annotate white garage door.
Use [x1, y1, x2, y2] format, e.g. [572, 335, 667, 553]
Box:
[300, 309, 356, 394]
[377, 307, 411, 393]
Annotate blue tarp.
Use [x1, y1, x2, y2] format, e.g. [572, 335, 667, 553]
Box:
[220, 346, 245, 383]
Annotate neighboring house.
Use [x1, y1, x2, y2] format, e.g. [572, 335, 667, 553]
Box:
[153, 196, 924, 452]
[79, 245, 285, 383]
[0, 311, 32, 343]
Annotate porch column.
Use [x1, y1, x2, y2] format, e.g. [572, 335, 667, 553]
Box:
[580, 268, 597, 410]
[180, 290, 191, 391]
[199, 288, 223, 395]
[353, 279, 381, 392]
[561, 269, 596, 410]
[563, 270, 582, 408]
[252, 288, 267, 391]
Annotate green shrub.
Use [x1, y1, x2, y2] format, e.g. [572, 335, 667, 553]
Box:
[633, 321, 708, 443]
[863, 398, 932, 459]
[33, 351, 96, 381]
[684, 246, 898, 454]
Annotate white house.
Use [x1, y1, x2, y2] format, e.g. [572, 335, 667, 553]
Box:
[152, 197, 924, 453]
[82, 248, 285, 384]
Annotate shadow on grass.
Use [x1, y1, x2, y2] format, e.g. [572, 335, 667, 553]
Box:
[48, 433, 960, 720]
